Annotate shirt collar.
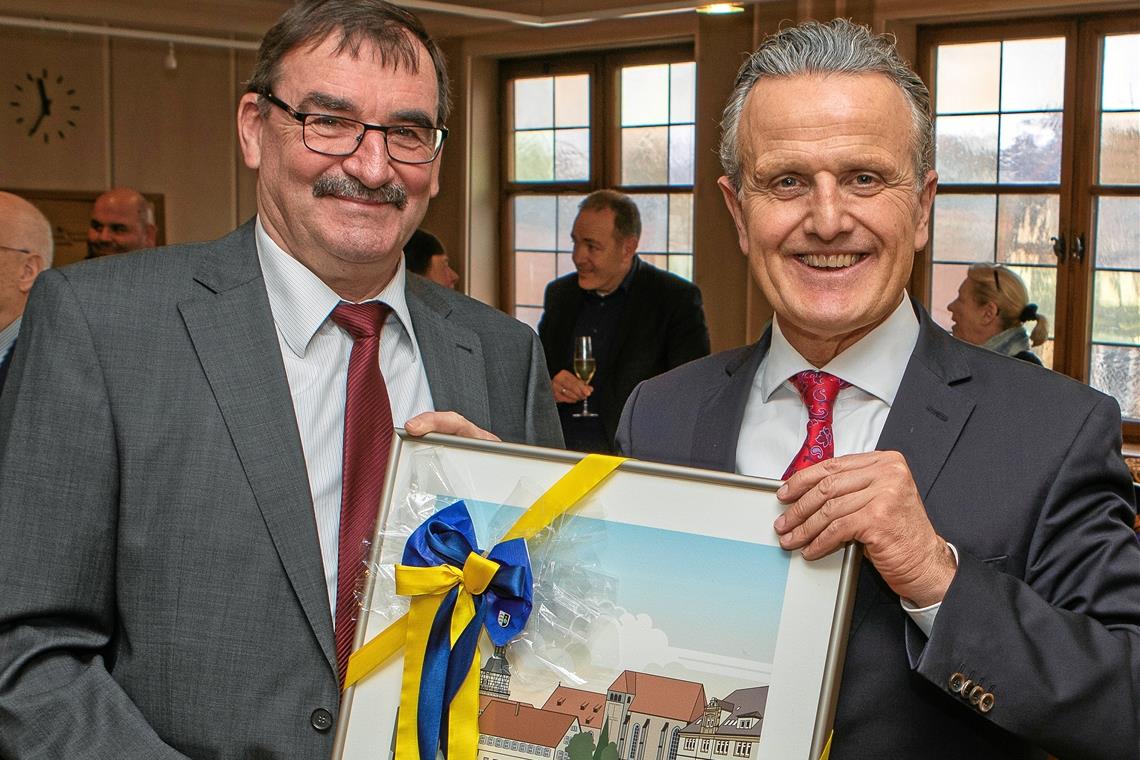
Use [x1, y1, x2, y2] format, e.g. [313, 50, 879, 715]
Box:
[0, 315, 20, 359]
[255, 217, 420, 359]
[760, 294, 919, 405]
[584, 255, 640, 299]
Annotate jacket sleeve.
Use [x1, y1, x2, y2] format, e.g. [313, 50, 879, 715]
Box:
[0, 271, 189, 758]
[912, 393, 1140, 760]
[663, 282, 711, 369]
[523, 325, 565, 449]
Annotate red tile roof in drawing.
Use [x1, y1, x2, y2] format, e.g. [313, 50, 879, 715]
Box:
[541, 686, 608, 728]
[480, 700, 579, 747]
[479, 696, 530, 713]
[607, 670, 706, 722]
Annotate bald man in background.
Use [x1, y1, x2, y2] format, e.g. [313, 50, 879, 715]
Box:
[87, 187, 156, 258]
[0, 192, 53, 392]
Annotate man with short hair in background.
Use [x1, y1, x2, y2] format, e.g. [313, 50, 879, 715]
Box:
[0, 192, 52, 393]
[617, 19, 1138, 760]
[539, 189, 709, 453]
[0, 2, 560, 757]
[87, 186, 157, 257]
[404, 227, 458, 288]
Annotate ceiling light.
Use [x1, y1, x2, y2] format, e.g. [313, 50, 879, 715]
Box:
[696, 3, 745, 13]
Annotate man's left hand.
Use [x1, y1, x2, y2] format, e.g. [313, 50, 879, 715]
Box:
[774, 450, 956, 607]
[404, 411, 500, 442]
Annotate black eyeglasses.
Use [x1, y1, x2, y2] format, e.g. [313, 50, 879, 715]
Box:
[259, 91, 447, 165]
[0, 244, 31, 255]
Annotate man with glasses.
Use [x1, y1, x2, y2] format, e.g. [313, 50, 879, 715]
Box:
[0, 191, 52, 393]
[0, 2, 560, 757]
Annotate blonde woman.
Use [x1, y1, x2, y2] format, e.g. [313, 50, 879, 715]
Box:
[948, 263, 1049, 365]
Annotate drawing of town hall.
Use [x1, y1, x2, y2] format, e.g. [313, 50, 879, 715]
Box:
[475, 646, 768, 760]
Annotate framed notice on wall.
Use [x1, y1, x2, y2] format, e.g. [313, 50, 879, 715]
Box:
[1, 187, 165, 267]
[333, 433, 859, 760]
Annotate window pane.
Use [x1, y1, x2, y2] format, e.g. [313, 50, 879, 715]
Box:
[1095, 197, 1140, 270]
[1090, 345, 1140, 420]
[621, 126, 668, 185]
[515, 195, 556, 250]
[557, 252, 575, 277]
[1091, 270, 1140, 344]
[668, 193, 693, 253]
[515, 131, 553, 181]
[1099, 112, 1140, 185]
[1000, 38, 1065, 111]
[1103, 34, 1140, 110]
[554, 128, 590, 181]
[514, 77, 553, 129]
[936, 115, 998, 182]
[932, 194, 996, 262]
[557, 195, 584, 250]
[635, 194, 669, 252]
[515, 251, 557, 306]
[668, 254, 694, 280]
[668, 125, 694, 185]
[622, 64, 669, 126]
[931, 262, 971, 329]
[997, 194, 1060, 265]
[516, 306, 543, 332]
[936, 42, 1000, 114]
[670, 62, 696, 123]
[998, 112, 1062, 184]
[640, 254, 668, 270]
[554, 74, 589, 127]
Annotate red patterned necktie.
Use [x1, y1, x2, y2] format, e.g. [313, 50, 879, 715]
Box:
[329, 302, 393, 687]
[782, 370, 850, 480]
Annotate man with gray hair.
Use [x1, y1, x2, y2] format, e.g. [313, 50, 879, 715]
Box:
[0, 191, 52, 393]
[539, 189, 709, 452]
[0, 1, 559, 757]
[618, 19, 1138, 759]
[87, 186, 157, 257]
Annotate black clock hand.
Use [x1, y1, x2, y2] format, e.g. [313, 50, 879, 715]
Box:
[36, 77, 52, 115]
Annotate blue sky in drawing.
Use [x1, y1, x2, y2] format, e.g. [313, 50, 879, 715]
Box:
[458, 498, 789, 666]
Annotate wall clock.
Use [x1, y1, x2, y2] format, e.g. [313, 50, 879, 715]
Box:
[10, 69, 81, 144]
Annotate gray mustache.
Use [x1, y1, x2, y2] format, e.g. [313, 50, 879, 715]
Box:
[312, 176, 407, 210]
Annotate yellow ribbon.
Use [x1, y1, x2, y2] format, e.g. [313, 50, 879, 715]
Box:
[820, 730, 833, 760]
[344, 452, 626, 760]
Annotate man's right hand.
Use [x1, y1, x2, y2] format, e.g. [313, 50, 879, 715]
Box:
[551, 369, 592, 404]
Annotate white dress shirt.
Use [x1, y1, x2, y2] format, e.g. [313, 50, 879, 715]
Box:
[256, 219, 434, 617]
[736, 296, 947, 635]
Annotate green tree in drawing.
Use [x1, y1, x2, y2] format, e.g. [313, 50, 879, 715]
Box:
[567, 723, 618, 760]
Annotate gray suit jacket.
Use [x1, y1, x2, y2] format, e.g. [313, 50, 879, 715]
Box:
[617, 302, 1140, 760]
[0, 221, 561, 759]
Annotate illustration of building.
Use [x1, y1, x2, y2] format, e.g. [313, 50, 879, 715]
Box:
[604, 671, 706, 760]
[676, 687, 768, 760]
[481, 645, 512, 698]
[479, 700, 582, 760]
[541, 685, 609, 740]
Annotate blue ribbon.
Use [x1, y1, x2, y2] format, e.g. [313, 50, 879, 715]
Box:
[401, 501, 532, 759]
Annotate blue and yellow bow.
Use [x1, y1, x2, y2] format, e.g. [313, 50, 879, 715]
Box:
[395, 502, 531, 760]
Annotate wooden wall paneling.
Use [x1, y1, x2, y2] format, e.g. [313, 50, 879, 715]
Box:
[694, 9, 756, 352]
[234, 50, 258, 228]
[109, 38, 237, 246]
[0, 28, 108, 191]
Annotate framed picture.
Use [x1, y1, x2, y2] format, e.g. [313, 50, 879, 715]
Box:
[333, 432, 858, 760]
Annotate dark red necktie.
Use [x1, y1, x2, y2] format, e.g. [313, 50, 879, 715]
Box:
[782, 370, 850, 479]
[329, 302, 393, 687]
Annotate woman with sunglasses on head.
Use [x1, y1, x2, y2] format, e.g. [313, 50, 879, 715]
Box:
[947, 263, 1049, 366]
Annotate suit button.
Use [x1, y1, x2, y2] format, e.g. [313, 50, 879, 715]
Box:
[958, 679, 974, 698]
[968, 685, 985, 705]
[978, 692, 996, 713]
[948, 672, 966, 693]
[311, 707, 333, 732]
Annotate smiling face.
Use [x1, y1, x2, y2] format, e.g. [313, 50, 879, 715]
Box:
[718, 73, 937, 365]
[571, 207, 637, 294]
[87, 189, 155, 257]
[237, 32, 442, 301]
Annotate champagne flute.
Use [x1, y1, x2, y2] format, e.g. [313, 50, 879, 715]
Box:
[572, 335, 598, 418]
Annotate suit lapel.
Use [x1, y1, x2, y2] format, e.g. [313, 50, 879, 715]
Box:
[876, 305, 974, 500]
[178, 225, 336, 675]
[0, 338, 13, 393]
[692, 331, 769, 472]
[406, 278, 491, 428]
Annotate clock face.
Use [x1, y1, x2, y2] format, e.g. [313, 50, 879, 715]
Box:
[10, 68, 81, 144]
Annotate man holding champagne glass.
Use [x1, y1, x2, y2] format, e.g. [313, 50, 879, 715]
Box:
[539, 189, 710, 452]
